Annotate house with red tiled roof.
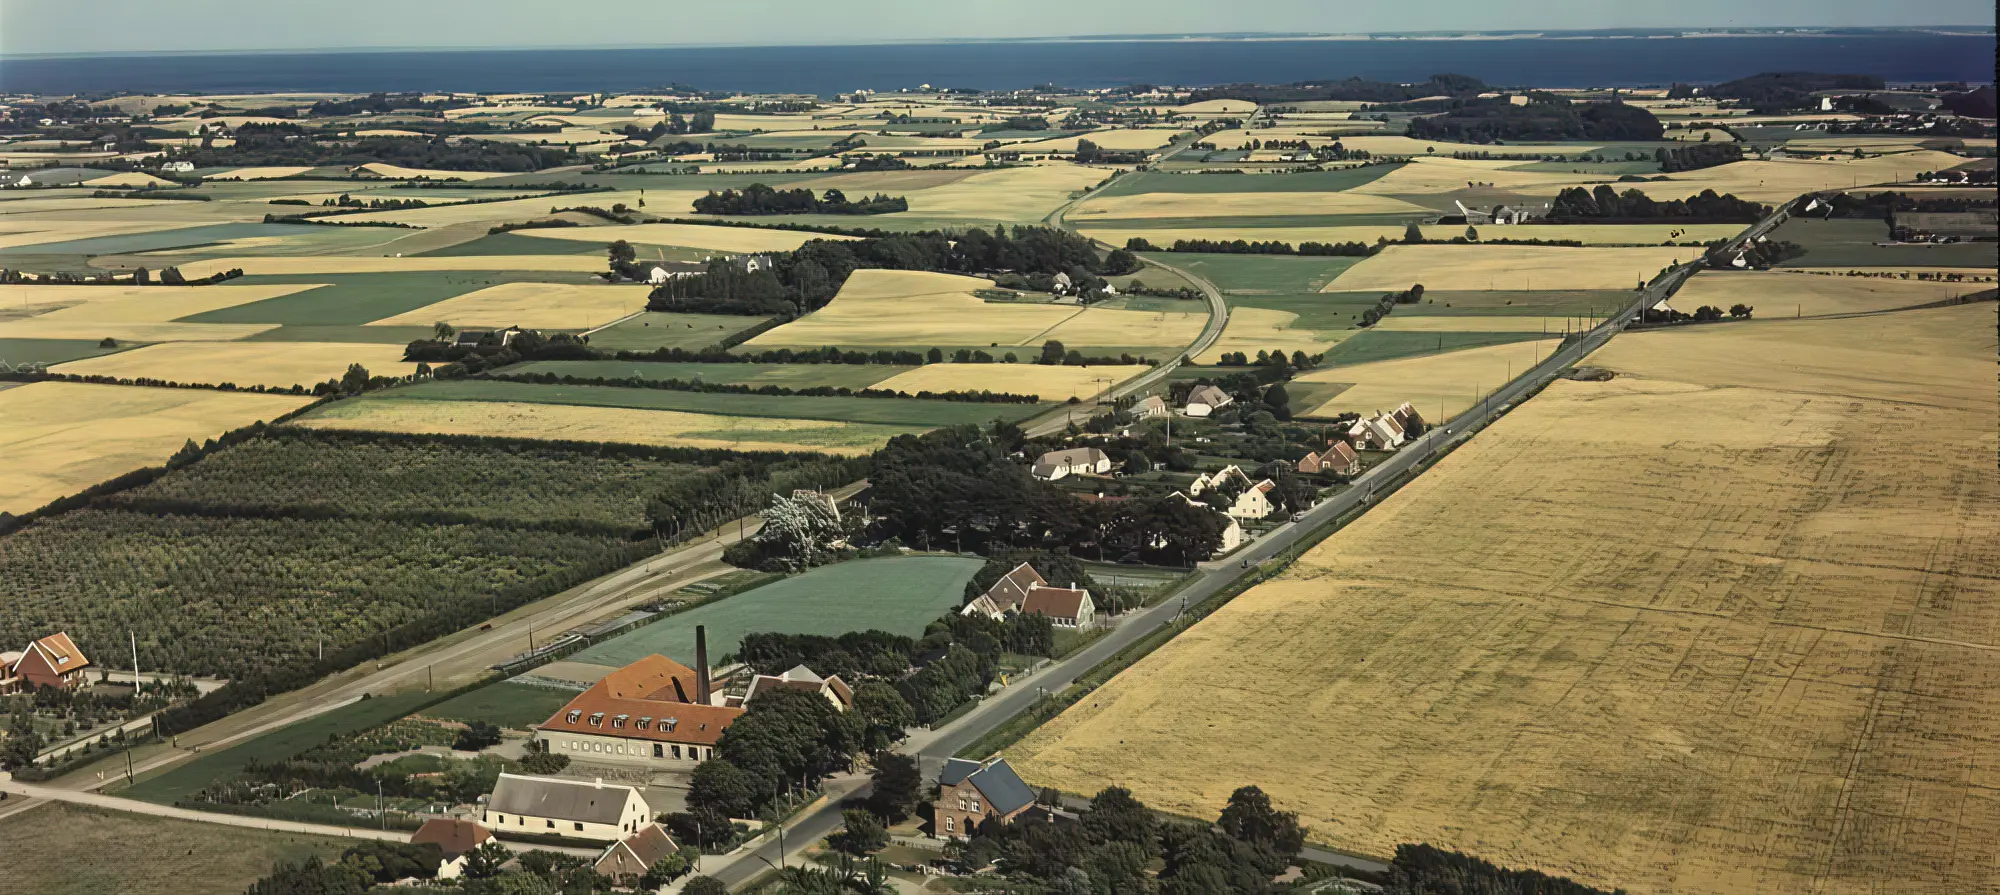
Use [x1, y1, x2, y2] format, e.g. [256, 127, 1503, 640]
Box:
[961, 562, 1047, 619]
[536, 654, 745, 766]
[1020, 586, 1096, 629]
[7, 633, 91, 692]
[593, 822, 679, 886]
[411, 817, 492, 858]
[1298, 441, 1360, 476]
[1227, 479, 1278, 520]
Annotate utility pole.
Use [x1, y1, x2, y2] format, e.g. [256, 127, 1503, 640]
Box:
[130, 630, 140, 690]
[125, 747, 134, 783]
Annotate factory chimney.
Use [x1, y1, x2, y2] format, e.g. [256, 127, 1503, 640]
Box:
[695, 625, 711, 705]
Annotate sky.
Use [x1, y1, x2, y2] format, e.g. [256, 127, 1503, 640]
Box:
[1, 0, 1992, 56]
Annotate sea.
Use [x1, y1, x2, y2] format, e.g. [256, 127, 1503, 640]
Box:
[0, 33, 1994, 96]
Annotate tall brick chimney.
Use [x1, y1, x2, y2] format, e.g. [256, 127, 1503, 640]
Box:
[695, 624, 711, 705]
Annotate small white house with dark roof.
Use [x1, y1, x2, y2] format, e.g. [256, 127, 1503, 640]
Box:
[934, 757, 1037, 840]
[1183, 384, 1233, 417]
[1031, 447, 1111, 481]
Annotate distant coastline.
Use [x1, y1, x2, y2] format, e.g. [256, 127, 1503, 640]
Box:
[1, 30, 1992, 95]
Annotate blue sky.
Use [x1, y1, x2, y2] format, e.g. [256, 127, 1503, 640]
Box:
[1, 0, 1991, 56]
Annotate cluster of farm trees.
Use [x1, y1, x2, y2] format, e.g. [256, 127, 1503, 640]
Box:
[693, 184, 909, 215]
[1406, 96, 1664, 142]
[645, 225, 1120, 316]
[185, 123, 575, 171]
[1549, 186, 1767, 223]
[1655, 142, 1745, 172]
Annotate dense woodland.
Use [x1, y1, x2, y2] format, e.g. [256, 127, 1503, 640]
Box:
[1711, 71, 1887, 113]
[1654, 142, 1743, 173]
[185, 124, 576, 171]
[693, 184, 909, 215]
[1405, 96, 1663, 142]
[1548, 187, 1767, 223]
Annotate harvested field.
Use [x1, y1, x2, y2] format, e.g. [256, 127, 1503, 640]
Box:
[84, 171, 176, 188]
[900, 164, 1111, 223]
[366, 281, 647, 329]
[1086, 223, 1739, 247]
[511, 360, 905, 390]
[1008, 128, 1181, 153]
[0, 283, 324, 324]
[1071, 190, 1431, 220]
[295, 398, 917, 455]
[0, 320, 278, 342]
[175, 255, 608, 278]
[870, 363, 1150, 401]
[356, 162, 512, 180]
[513, 222, 857, 253]
[744, 270, 1202, 353]
[0, 382, 312, 514]
[1624, 151, 1968, 204]
[0, 803, 346, 895]
[51, 341, 420, 389]
[1292, 337, 1563, 421]
[332, 191, 655, 226]
[1011, 301, 2000, 895]
[1350, 156, 1614, 195]
[1324, 245, 1694, 292]
[1673, 270, 1989, 319]
[203, 166, 314, 180]
[1194, 306, 1352, 363]
[581, 311, 771, 352]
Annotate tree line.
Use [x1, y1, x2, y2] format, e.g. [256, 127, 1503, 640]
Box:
[1549, 186, 1768, 223]
[693, 184, 909, 215]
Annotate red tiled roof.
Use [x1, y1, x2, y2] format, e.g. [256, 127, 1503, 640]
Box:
[983, 562, 1047, 612]
[1020, 586, 1089, 620]
[26, 632, 89, 673]
[539, 655, 744, 746]
[411, 818, 491, 857]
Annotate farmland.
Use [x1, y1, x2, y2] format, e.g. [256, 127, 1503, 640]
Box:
[365, 281, 647, 329]
[512, 221, 860, 253]
[1768, 217, 2000, 270]
[1672, 270, 1992, 319]
[868, 362, 1149, 402]
[297, 396, 922, 454]
[342, 378, 1052, 426]
[1291, 337, 1564, 419]
[1087, 223, 1742, 247]
[569, 555, 983, 668]
[0, 803, 348, 895]
[1323, 244, 1694, 292]
[509, 360, 909, 389]
[50, 341, 419, 389]
[0, 382, 312, 515]
[0, 427, 851, 680]
[1010, 302, 2000, 895]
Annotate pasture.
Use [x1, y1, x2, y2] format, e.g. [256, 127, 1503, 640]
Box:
[569, 556, 983, 668]
[1768, 217, 2000, 270]
[1323, 245, 1694, 292]
[366, 281, 647, 330]
[1010, 301, 2000, 895]
[1, 803, 347, 895]
[0, 382, 312, 514]
[422, 682, 576, 731]
[50, 341, 419, 389]
[296, 397, 920, 455]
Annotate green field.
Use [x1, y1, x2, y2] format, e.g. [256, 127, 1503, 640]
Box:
[1147, 253, 1367, 294]
[382, 378, 1052, 426]
[569, 555, 983, 667]
[507, 360, 909, 389]
[0, 337, 136, 365]
[584, 311, 775, 352]
[421, 682, 575, 730]
[183, 270, 602, 327]
[1388, 290, 1636, 318]
[1771, 217, 2000, 269]
[1092, 166, 1404, 198]
[1098, 212, 1424, 230]
[243, 324, 436, 344]
[1317, 330, 1555, 366]
[417, 230, 607, 257]
[122, 689, 442, 804]
[2, 803, 349, 895]
[1225, 292, 1383, 335]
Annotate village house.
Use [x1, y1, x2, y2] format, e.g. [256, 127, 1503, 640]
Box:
[1182, 384, 1234, 417]
[1227, 480, 1278, 520]
[1187, 464, 1251, 498]
[1130, 395, 1170, 419]
[1298, 440, 1361, 476]
[411, 818, 491, 880]
[962, 563, 1100, 627]
[744, 665, 854, 712]
[962, 562, 1046, 618]
[1390, 402, 1425, 435]
[1019, 585, 1096, 628]
[3, 632, 92, 693]
[1348, 413, 1406, 451]
[482, 774, 654, 842]
[934, 757, 1036, 840]
[592, 823, 679, 887]
[1031, 446, 1111, 481]
[1171, 492, 1245, 556]
[536, 640, 744, 767]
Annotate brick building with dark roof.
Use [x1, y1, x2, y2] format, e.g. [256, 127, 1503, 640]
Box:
[934, 757, 1037, 840]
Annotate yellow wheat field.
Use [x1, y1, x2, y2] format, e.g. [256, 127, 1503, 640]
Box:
[745, 270, 1202, 352]
[1169, 99, 1258, 116]
[1324, 245, 1694, 292]
[355, 162, 513, 180]
[869, 363, 1151, 401]
[1008, 128, 1182, 153]
[1072, 190, 1432, 220]
[1084, 223, 1741, 248]
[51, 341, 420, 389]
[295, 398, 915, 455]
[1194, 307, 1353, 364]
[1335, 135, 1612, 157]
[0, 382, 313, 514]
[0, 283, 324, 324]
[1010, 302, 2000, 895]
[82, 172, 177, 188]
[1622, 151, 1968, 204]
[514, 222, 857, 253]
[202, 166, 315, 180]
[369, 282, 647, 330]
[174, 255, 610, 279]
[1292, 337, 1563, 420]
[331, 191, 660, 226]
[1673, 270, 1989, 319]
[900, 164, 1113, 223]
[1349, 156, 1614, 195]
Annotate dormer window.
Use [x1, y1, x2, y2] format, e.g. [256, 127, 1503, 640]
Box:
[663, 717, 678, 732]
[588, 712, 604, 727]
[637, 717, 652, 730]
[566, 710, 582, 723]
[613, 714, 629, 729]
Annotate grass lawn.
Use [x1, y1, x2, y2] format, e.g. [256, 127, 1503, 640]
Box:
[570, 555, 984, 667]
[1316, 330, 1554, 366]
[416, 230, 607, 257]
[1771, 217, 2000, 269]
[583, 311, 773, 352]
[0, 337, 136, 365]
[0, 803, 349, 895]
[1092, 166, 1403, 198]
[121, 689, 442, 804]
[1152, 253, 1369, 294]
[183, 270, 602, 327]
[507, 360, 909, 389]
[420, 681, 575, 730]
[384, 378, 1052, 427]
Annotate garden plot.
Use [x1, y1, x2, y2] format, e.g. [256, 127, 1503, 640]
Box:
[366, 281, 647, 330]
[296, 398, 918, 455]
[0, 382, 312, 514]
[1011, 303, 2000, 895]
[745, 269, 1202, 353]
[870, 363, 1150, 401]
[52, 341, 419, 389]
[514, 221, 857, 253]
[1672, 270, 1989, 319]
[1292, 337, 1563, 421]
[1323, 245, 1694, 293]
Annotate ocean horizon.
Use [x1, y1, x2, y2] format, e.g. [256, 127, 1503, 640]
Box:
[1, 33, 1994, 95]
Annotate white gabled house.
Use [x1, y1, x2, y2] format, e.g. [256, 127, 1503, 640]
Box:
[1031, 447, 1111, 481]
[1227, 479, 1278, 520]
[1183, 384, 1233, 417]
